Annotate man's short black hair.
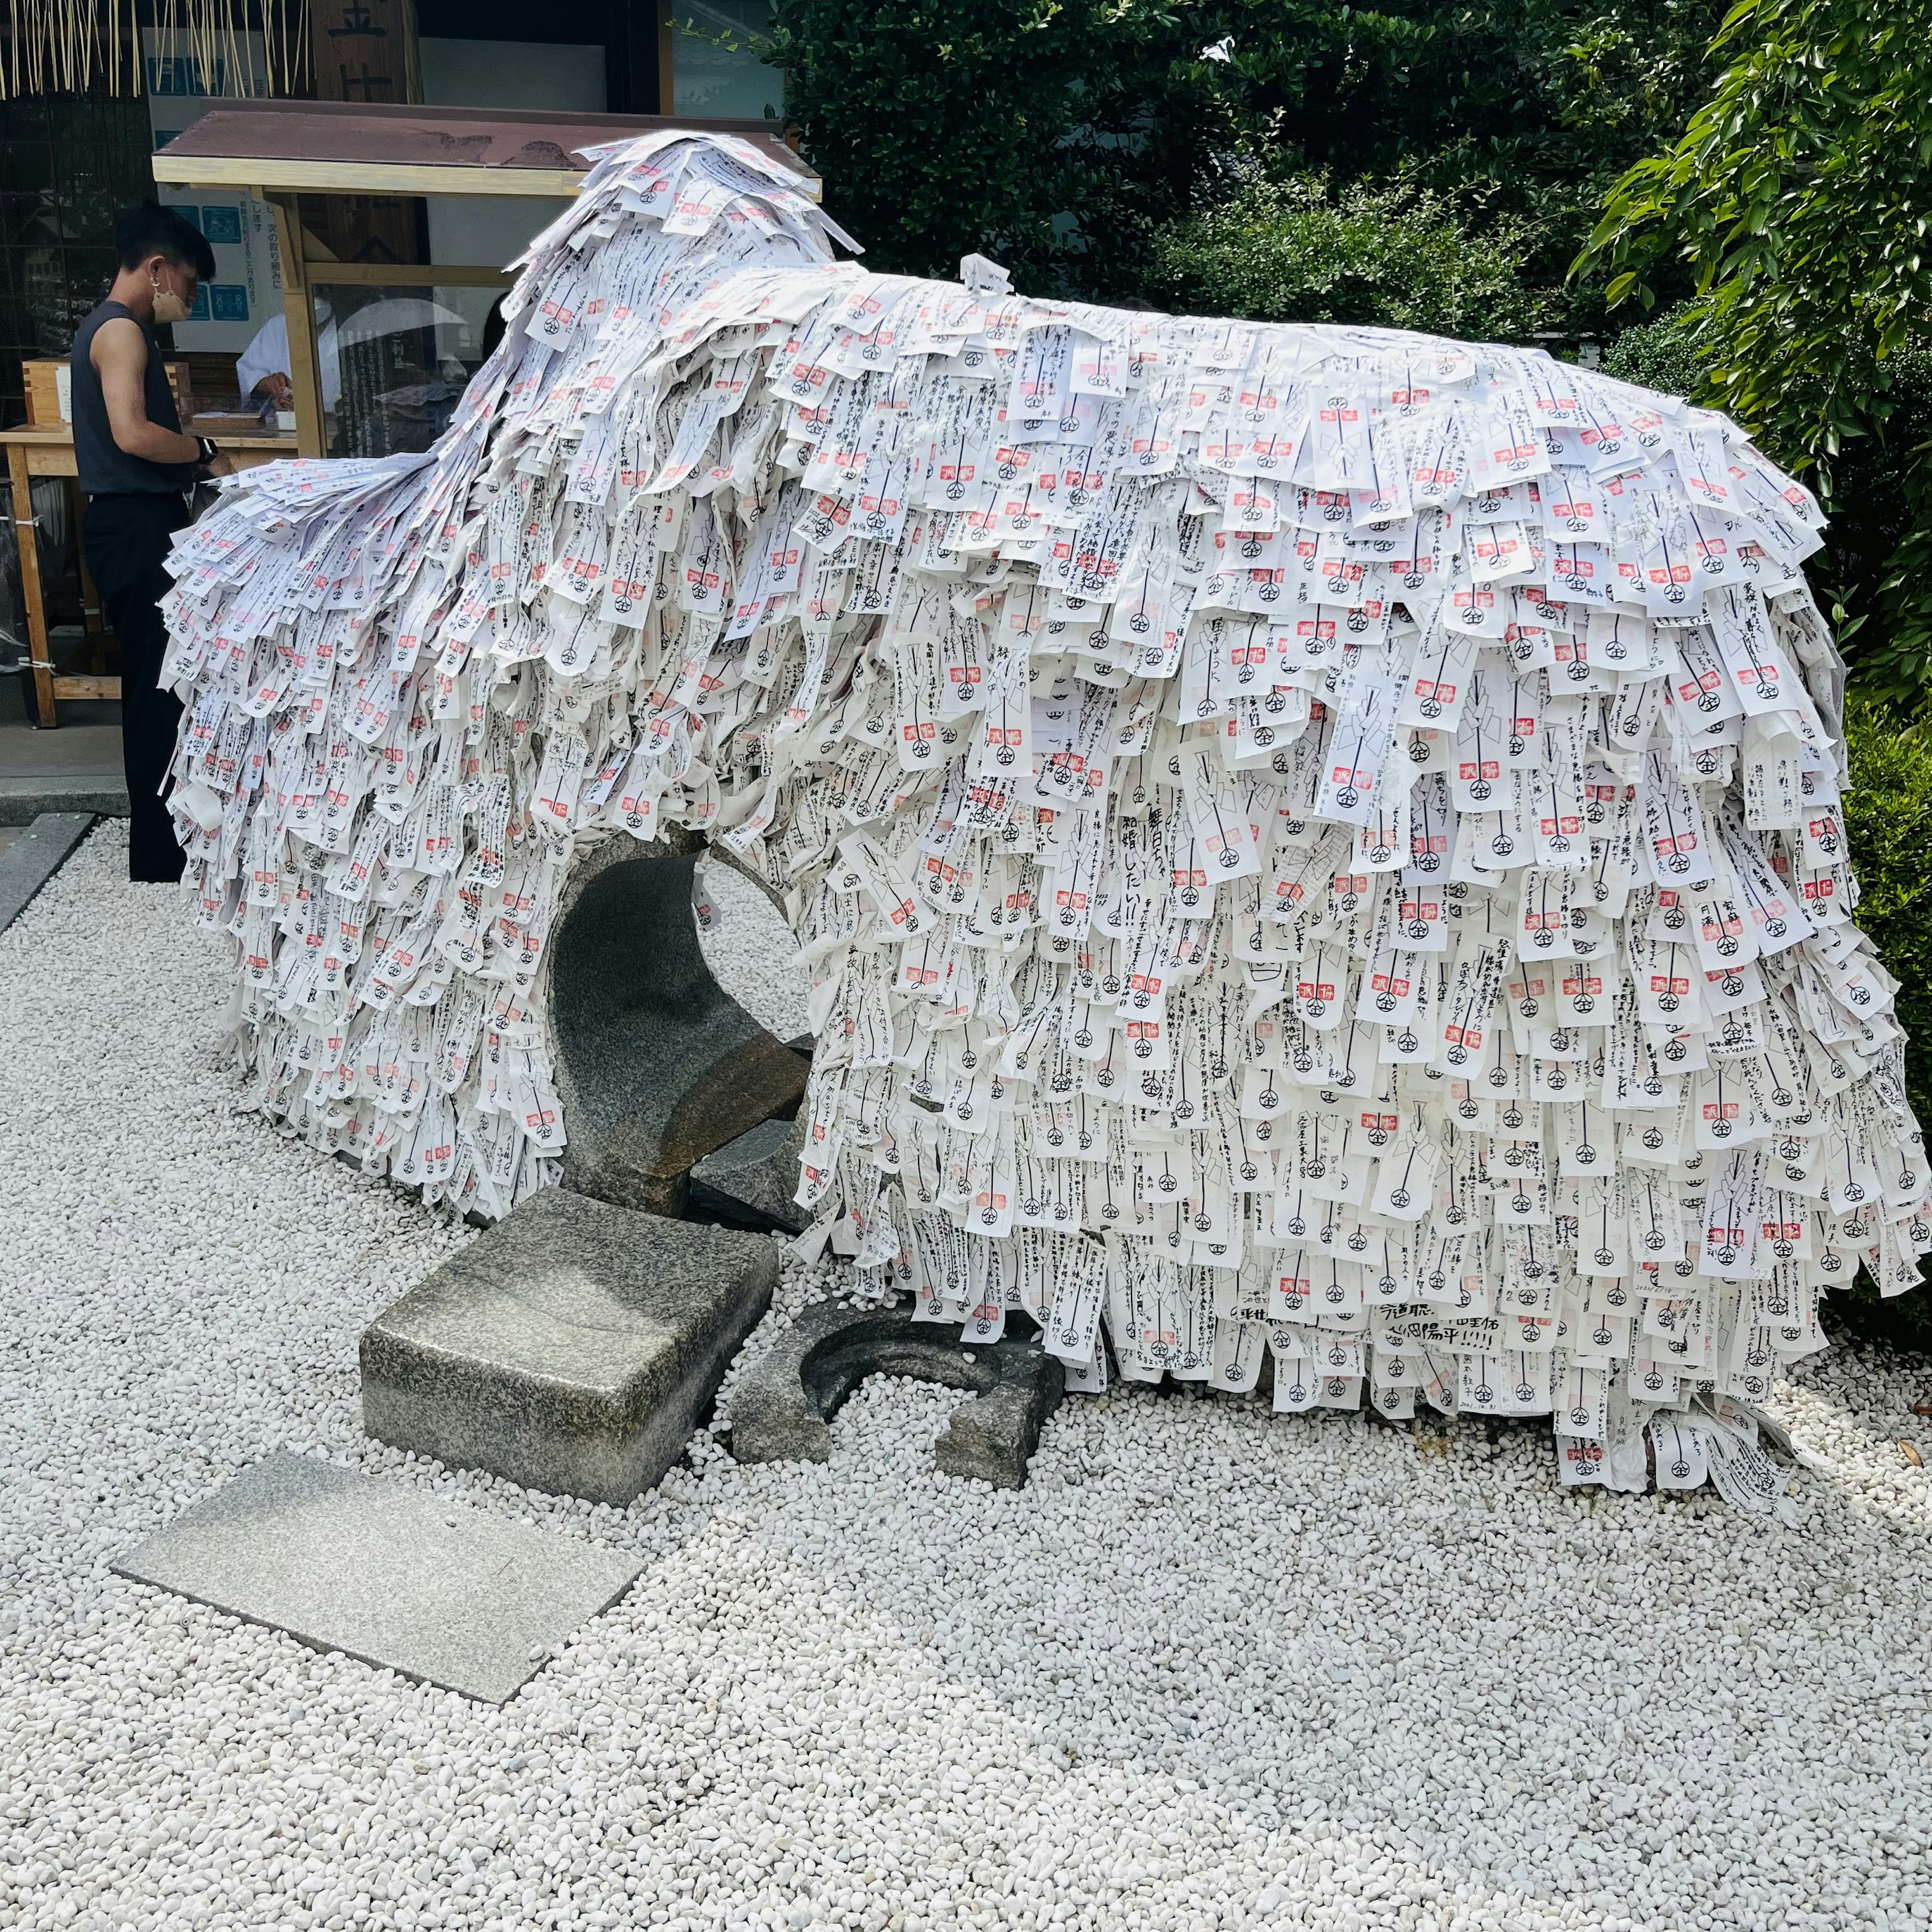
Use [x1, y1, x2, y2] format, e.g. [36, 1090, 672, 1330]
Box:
[115, 204, 216, 283]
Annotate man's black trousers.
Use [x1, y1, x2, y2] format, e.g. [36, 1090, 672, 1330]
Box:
[83, 491, 189, 883]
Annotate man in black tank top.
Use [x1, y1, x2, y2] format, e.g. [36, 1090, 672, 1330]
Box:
[68, 205, 221, 882]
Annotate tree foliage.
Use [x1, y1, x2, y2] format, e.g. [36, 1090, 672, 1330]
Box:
[1581, 0, 1932, 693]
[1326, 0, 1728, 333]
[768, 0, 1729, 315]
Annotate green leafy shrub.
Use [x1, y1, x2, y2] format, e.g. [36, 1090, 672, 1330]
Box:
[1827, 703, 1932, 1346]
[1146, 172, 1545, 338]
[1599, 301, 1709, 397]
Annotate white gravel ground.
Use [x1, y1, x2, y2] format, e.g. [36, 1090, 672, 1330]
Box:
[6, 823, 1932, 1932]
[697, 859, 809, 1040]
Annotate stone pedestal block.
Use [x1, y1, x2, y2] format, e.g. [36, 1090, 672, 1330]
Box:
[361, 1188, 779, 1505]
[729, 1301, 1064, 1489]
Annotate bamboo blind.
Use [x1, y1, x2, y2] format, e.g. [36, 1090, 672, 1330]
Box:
[2, 0, 313, 101]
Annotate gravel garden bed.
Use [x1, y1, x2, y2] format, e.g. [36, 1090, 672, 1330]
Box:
[3, 823, 1929, 1932]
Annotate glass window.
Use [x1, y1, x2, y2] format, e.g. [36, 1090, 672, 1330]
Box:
[670, 1, 780, 122]
[0, 92, 154, 424]
[313, 282, 503, 459]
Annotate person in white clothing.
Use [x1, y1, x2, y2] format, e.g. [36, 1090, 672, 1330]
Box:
[234, 304, 341, 412]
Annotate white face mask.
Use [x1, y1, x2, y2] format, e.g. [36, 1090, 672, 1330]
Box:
[149, 267, 191, 327]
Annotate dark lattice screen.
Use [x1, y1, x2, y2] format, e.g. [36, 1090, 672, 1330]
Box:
[0, 91, 156, 427]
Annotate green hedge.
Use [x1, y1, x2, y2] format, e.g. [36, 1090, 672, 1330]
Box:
[1146, 173, 1545, 339]
[1825, 703, 1932, 1347]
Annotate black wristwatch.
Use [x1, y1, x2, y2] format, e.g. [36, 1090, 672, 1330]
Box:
[196, 436, 218, 465]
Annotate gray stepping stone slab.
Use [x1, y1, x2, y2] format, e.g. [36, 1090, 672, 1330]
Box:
[0, 812, 93, 935]
[0, 781, 123, 825]
[688, 1113, 809, 1235]
[362, 1187, 780, 1506]
[730, 1301, 1065, 1489]
[111, 1454, 641, 1704]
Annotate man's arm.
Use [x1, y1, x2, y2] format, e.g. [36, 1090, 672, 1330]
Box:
[91, 316, 201, 466]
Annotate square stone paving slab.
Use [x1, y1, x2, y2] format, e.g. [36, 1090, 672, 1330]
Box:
[112, 1453, 642, 1703]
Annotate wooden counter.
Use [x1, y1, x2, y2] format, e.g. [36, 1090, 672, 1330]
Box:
[3, 426, 295, 727]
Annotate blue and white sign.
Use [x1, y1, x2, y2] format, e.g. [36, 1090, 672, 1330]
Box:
[143, 29, 285, 357]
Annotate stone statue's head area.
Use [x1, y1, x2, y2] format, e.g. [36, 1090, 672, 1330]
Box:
[159, 131, 1921, 1496]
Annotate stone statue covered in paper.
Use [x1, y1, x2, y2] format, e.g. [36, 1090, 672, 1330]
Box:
[157, 132, 1929, 1514]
